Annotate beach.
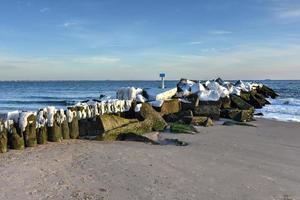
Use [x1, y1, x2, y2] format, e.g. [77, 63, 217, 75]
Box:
[0, 118, 299, 200]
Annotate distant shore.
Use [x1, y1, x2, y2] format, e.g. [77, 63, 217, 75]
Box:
[0, 118, 299, 200]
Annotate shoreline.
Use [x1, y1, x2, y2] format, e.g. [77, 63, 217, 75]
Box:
[1, 118, 300, 199]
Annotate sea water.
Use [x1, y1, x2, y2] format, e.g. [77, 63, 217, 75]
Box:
[0, 80, 299, 122]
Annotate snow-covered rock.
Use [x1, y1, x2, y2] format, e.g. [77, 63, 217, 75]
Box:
[144, 87, 177, 101]
[116, 87, 142, 100]
[19, 111, 35, 132]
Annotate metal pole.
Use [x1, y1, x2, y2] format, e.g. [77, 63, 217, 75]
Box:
[161, 77, 165, 89]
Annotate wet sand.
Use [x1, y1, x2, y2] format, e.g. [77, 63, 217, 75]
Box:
[0, 118, 300, 200]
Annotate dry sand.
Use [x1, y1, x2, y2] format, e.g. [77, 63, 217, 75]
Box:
[0, 118, 300, 200]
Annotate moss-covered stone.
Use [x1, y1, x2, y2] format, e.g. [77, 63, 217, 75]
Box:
[23, 114, 37, 147]
[98, 114, 135, 133]
[47, 113, 63, 142]
[154, 99, 181, 116]
[0, 127, 8, 153]
[96, 119, 153, 141]
[9, 127, 25, 150]
[139, 103, 167, 131]
[182, 116, 213, 127]
[69, 117, 79, 139]
[220, 97, 231, 109]
[37, 126, 48, 144]
[96, 103, 167, 141]
[194, 101, 221, 120]
[170, 122, 196, 134]
[221, 108, 254, 122]
[230, 95, 254, 110]
[62, 120, 70, 139]
[257, 85, 279, 99]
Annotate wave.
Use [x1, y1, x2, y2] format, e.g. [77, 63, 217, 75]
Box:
[256, 112, 300, 122]
[268, 98, 300, 107]
[0, 100, 77, 106]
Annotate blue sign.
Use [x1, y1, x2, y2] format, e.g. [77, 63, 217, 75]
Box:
[159, 73, 165, 78]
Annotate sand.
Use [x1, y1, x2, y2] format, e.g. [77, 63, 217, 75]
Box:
[0, 118, 300, 200]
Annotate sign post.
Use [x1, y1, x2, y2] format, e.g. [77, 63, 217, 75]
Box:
[159, 73, 165, 89]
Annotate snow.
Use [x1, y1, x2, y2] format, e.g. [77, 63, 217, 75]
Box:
[47, 106, 57, 127]
[136, 94, 147, 103]
[116, 87, 142, 100]
[145, 87, 177, 101]
[66, 109, 75, 123]
[134, 104, 143, 112]
[149, 100, 164, 108]
[7, 111, 20, 123]
[19, 111, 35, 132]
[36, 109, 47, 128]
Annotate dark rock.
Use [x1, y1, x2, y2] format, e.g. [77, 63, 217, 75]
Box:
[254, 112, 264, 116]
[163, 114, 180, 123]
[257, 85, 279, 99]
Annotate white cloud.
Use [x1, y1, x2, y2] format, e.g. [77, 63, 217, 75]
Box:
[72, 56, 120, 65]
[40, 7, 50, 13]
[62, 21, 78, 28]
[187, 41, 203, 45]
[278, 7, 300, 18]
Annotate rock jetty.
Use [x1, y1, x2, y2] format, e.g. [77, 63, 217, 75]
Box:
[0, 78, 278, 153]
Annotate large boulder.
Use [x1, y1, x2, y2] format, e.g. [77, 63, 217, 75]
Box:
[257, 85, 278, 99]
[194, 101, 221, 120]
[220, 97, 231, 109]
[144, 87, 177, 101]
[138, 103, 167, 131]
[97, 103, 167, 141]
[98, 114, 137, 133]
[221, 108, 254, 122]
[96, 120, 153, 141]
[153, 99, 181, 116]
[230, 95, 254, 110]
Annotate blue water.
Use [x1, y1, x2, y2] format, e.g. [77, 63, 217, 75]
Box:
[0, 80, 299, 122]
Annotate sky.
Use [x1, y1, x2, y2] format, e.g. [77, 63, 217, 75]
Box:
[0, 0, 300, 80]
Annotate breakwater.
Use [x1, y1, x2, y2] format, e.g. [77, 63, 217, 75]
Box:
[0, 78, 278, 153]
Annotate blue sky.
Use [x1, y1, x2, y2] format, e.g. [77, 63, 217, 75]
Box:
[0, 0, 300, 80]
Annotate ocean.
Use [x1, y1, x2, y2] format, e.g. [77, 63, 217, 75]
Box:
[0, 80, 299, 122]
